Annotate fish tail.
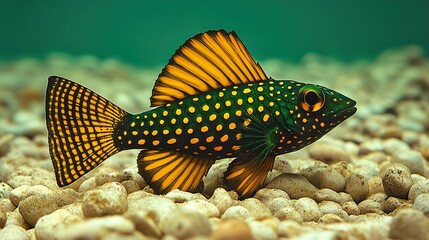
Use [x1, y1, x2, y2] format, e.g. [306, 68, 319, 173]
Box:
[45, 76, 128, 186]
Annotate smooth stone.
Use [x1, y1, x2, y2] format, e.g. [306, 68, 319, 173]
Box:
[212, 219, 252, 240]
[301, 166, 346, 192]
[319, 213, 345, 223]
[210, 188, 236, 214]
[293, 197, 322, 222]
[165, 189, 203, 203]
[389, 209, 429, 240]
[247, 220, 277, 240]
[308, 143, 351, 163]
[121, 180, 141, 194]
[82, 182, 128, 218]
[408, 179, 429, 202]
[55, 188, 78, 207]
[266, 173, 318, 199]
[35, 209, 82, 240]
[266, 197, 293, 215]
[162, 211, 211, 239]
[358, 200, 383, 214]
[254, 188, 290, 204]
[127, 195, 178, 223]
[18, 193, 59, 227]
[0, 183, 13, 199]
[5, 208, 29, 229]
[10, 185, 53, 206]
[0, 225, 30, 240]
[124, 210, 161, 238]
[221, 206, 251, 219]
[179, 199, 220, 218]
[239, 198, 272, 218]
[315, 188, 342, 203]
[382, 197, 407, 214]
[274, 206, 303, 222]
[342, 201, 360, 215]
[345, 173, 369, 203]
[413, 193, 429, 214]
[318, 201, 348, 220]
[0, 208, 6, 228]
[382, 165, 413, 199]
[392, 150, 424, 175]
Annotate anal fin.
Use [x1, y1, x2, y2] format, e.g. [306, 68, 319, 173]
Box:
[137, 150, 215, 194]
[225, 155, 275, 198]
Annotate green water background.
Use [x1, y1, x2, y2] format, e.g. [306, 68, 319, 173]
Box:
[1, 1, 428, 67]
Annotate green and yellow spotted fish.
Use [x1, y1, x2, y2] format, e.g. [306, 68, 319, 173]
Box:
[46, 30, 356, 198]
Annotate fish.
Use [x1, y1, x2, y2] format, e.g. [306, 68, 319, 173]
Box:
[45, 30, 356, 198]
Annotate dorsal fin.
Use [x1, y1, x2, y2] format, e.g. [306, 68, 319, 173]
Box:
[150, 30, 268, 107]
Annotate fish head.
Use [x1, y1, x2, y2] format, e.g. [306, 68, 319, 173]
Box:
[281, 81, 357, 138]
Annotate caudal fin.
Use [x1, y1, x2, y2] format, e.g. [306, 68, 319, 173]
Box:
[45, 76, 128, 186]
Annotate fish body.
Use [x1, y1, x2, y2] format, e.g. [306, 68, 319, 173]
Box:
[46, 30, 356, 198]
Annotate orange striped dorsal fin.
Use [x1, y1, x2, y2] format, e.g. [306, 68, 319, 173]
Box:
[137, 150, 215, 194]
[45, 76, 127, 186]
[150, 30, 269, 107]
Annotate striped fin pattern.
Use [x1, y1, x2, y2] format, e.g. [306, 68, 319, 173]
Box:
[45, 76, 126, 186]
[150, 30, 269, 107]
[137, 150, 215, 193]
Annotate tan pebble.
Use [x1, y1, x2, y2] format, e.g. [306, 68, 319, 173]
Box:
[266, 197, 293, 214]
[123, 167, 147, 189]
[5, 208, 30, 229]
[247, 220, 277, 240]
[121, 180, 141, 194]
[382, 197, 407, 214]
[266, 173, 318, 199]
[239, 198, 271, 218]
[82, 182, 128, 218]
[358, 139, 384, 155]
[78, 177, 97, 192]
[342, 201, 360, 215]
[358, 199, 383, 214]
[294, 197, 322, 222]
[124, 210, 161, 238]
[308, 143, 351, 163]
[221, 206, 251, 219]
[319, 201, 348, 220]
[350, 159, 380, 179]
[277, 220, 306, 238]
[203, 159, 229, 196]
[368, 176, 384, 195]
[383, 138, 410, 155]
[382, 165, 413, 199]
[0, 198, 16, 213]
[166, 189, 200, 203]
[0, 225, 29, 240]
[35, 209, 82, 240]
[179, 199, 220, 218]
[413, 193, 429, 214]
[62, 203, 85, 218]
[367, 192, 388, 204]
[212, 219, 252, 240]
[363, 152, 388, 164]
[401, 131, 420, 145]
[408, 179, 429, 202]
[127, 195, 177, 223]
[10, 185, 52, 206]
[392, 150, 424, 175]
[345, 172, 369, 203]
[301, 166, 346, 192]
[315, 188, 341, 203]
[273, 156, 293, 172]
[319, 213, 345, 223]
[0, 183, 13, 199]
[338, 192, 354, 204]
[18, 193, 59, 227]
[331, 161, 349, 177]
[265, 169, 282, 184]
[274, 206, 303, 222]
[389, 209, 429, 240]
[55, 188, 78, 207]
[95, 172, 130, 186]
[162, 212, 211, 239]
[209, 188, 236, 215]
[61, 216, 139, 240]
[254, 188, 289, 204]
[411, 173, 427, 183]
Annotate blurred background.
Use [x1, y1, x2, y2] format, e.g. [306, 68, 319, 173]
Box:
[1, 0, 428, 68]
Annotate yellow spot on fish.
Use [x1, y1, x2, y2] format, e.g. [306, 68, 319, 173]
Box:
[196, 116, 202, 123]
[320, 122, 325, 127]
[162, 111, 168, 116]
[269, 102, 274, 107]
[183, 117, 189, 124]
[152, 130, 158, 136]
[209, 114, 217, 121]
[258, 96, 264, 101]
[175, 128, 182, 135]
[247, 97, 254, 103]
[201, 126, 209, 132]
[132, 131, 138, 136]
[229, 122, 236, 130]
[219, 92, 224, 97]
[149, 120, 154, 126]
[215, 103, 221, 109]
[206, 136, 214, 143]
[140, 122, 145, 127]
[190, 138, 199, 144]
[237, 99, 243, 105]
[152, 140, 160, 146]
[243, 88, 251, 94]
[159, 119, 165, 125]
[258, 106, 264, 112]
[247, 108, 253, 115]
[163, 129, 169, 135]
[257, 87, 263, 92]
[263, 114, 270, 122]
[143, 130, 149, 135]
[176, 109, 182, 115]
[206, 95, 212, 100]
[302, 118, 307, 123]
[275, 111, 280, 116]
[232, 145, 240, 151]
[214, 146, 223, 151]
[188, 106, 196, 113]
[232, 91, 237, 96]
[171, 118, 177, 124]
[216, 124, 223, 131]
[223, 112, 230, 120]
[225, 100, 231, 107]
[220, 135, 229, 142]
[199, 146, 206, 151]
[202, 105, 209, 111]
[167, 138, 177, 144]
[131, 122, 136, 127]
[235, 110, 242, 116]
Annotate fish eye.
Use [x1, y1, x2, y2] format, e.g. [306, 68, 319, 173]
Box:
[298, 86, 325, 112]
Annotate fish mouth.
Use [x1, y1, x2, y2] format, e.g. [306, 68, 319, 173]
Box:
[334, 101, 357, 121]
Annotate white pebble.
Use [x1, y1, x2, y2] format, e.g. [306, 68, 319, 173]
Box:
[127, 195, 177, 223]
[0, 225, 29, 240]
[210, 188, 236, 214]
[35, 209, 82, 240]
[179, 199, 220, 218]
[301, 166, 346, 192]
[222, 206, 251, 219]
[0, 183, 13, 199]
[413, 193, 429, 214]
[274, 206, 303, 222]
[266, 173, 318, 199]
[345, 173, 369, 203]
[239, 198, 272, 218]
[319, 201, 348, 220]
[18, 193, 59, 227]
[392, 150, 424, 175]
[254, 188, 290, 204]
[162, 212, 211, 239]
[382, 165, 413, 199]
[247, 220, 277, 240]
[408, 179, 429, 202]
